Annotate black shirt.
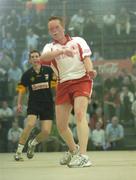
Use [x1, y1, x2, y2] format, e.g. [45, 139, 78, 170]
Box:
[19, 66, 54, 104]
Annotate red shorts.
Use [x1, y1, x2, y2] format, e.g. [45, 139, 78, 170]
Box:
[56, 75, 93, 105]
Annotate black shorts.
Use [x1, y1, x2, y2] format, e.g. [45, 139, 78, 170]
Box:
[27, 101, 54, 120]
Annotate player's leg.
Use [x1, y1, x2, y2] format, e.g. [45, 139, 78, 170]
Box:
[56, 103, 79, 165]
[36, 120, 52, 142]
[68, 96, 92, 167]
[27, 102, 54, 159]
[14, 115, 37, 161]
[67, 78, 93, 167]
[27, 120, 52, 159]
[56, 103, 76, 151]
[74, 96, 89, 154]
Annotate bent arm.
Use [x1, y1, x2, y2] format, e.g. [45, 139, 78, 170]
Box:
[40, 48, 74, 62]
[40, 50, 64, 61]
[83, 56, 94, 73]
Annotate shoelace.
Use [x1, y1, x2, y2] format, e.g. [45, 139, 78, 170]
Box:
[70, 155, 88, 165]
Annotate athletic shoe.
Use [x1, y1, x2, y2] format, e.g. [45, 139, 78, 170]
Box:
[27, 140, 36, 159]
[68, 154, 92, 168]
[14, 152, 24, 161]
[60, 145, 79, 165]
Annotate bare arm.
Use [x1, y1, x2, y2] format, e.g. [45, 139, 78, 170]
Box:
[40, 50, 63, 61]
[40, 49, 74, 61]
[17, 92, 24, 113]
[16, 84, 26, 113]
[83, 57, 97, 78]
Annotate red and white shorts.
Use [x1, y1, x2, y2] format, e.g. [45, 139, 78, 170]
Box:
[56, 75, 93, 105]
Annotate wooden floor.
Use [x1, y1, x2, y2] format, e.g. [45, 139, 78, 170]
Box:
[0, 151, 136, 180]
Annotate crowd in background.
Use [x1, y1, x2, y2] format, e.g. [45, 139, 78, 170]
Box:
[0, 0, 136, 153]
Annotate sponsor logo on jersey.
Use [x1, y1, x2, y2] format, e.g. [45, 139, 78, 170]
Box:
[44, 74, 49, 80]
[32, 82, 49, 90]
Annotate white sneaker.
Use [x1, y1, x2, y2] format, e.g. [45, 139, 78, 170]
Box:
[68, 154, 92, 168]
[27, 139, 36, 159]
[14, 152, 24, 161]
[60, 145, 79, 165]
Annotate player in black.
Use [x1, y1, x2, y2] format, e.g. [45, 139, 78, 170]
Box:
[14, 50, 56, 161]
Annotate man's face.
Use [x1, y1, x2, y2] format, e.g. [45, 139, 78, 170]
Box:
[29, 52, 40, 66]
[112, 117, 118, 126]
[48, 19, 65, 41]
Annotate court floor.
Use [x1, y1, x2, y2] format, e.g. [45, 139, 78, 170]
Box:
[0, 151, 136, 180]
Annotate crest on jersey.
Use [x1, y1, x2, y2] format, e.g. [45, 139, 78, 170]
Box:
[30, 77, 35, 82]
[44, 74, 49, 80]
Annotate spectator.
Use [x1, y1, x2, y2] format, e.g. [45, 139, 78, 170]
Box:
[88, 90, 102, 118]
[93, 68, 104, 100]
[116, 7, 131, 35]
[7, 121, 23, 152]
[104, 87, 120, 122]
[0, 49, 13, 71]
[26, 28, 39, 50]
[105, 116, 124, 150]
[4, 9, 21, 39]
[2, 32, 16, 61]
[0, 100, 14, 132]
[120, 86, 134, 125]
[131, 99, 136, 128]
[8, 62, 23, 100]
[91, 121, 106, 150]
[0, 68, 8, 101]
[121, 75, 135, 93]
[89, 106, 105, 130]
[20, 9, 33, 29]
[20, 45, 33, 71]
[104, 75, 119, 92]
[0, 15, 6, 46]
[83, 10, 99, 42]
[68, 9, 85, 36]
[103, 11, 116, 37]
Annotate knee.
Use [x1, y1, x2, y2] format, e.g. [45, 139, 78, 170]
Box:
[26, 122, 35, 130]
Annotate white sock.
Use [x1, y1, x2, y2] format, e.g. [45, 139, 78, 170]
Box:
[17, 144, 24, 153]
[31, 139, 39, 146]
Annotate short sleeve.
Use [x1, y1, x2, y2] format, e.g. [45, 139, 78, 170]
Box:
[42, 43, 52, 54]
[73, 37, 92, 58]
[19, 73, 29, 87]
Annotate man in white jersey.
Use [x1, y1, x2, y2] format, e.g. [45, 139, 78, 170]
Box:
[40, 16, 96, 168]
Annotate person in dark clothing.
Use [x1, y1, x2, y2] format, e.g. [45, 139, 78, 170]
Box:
[14, 50, 56, 161]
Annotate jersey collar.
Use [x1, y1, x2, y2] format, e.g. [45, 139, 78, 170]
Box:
[53, 34, 72, 45]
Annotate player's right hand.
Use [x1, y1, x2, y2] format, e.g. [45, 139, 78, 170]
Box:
[63, 48, 74, 57]
[87, 69, 97, 79]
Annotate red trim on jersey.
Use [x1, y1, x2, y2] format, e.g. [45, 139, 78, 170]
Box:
[40, 60, 51, 66]
[77, 43, 83, 61]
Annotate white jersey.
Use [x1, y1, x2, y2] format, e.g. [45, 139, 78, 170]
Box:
[42, 36, 92, 83]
